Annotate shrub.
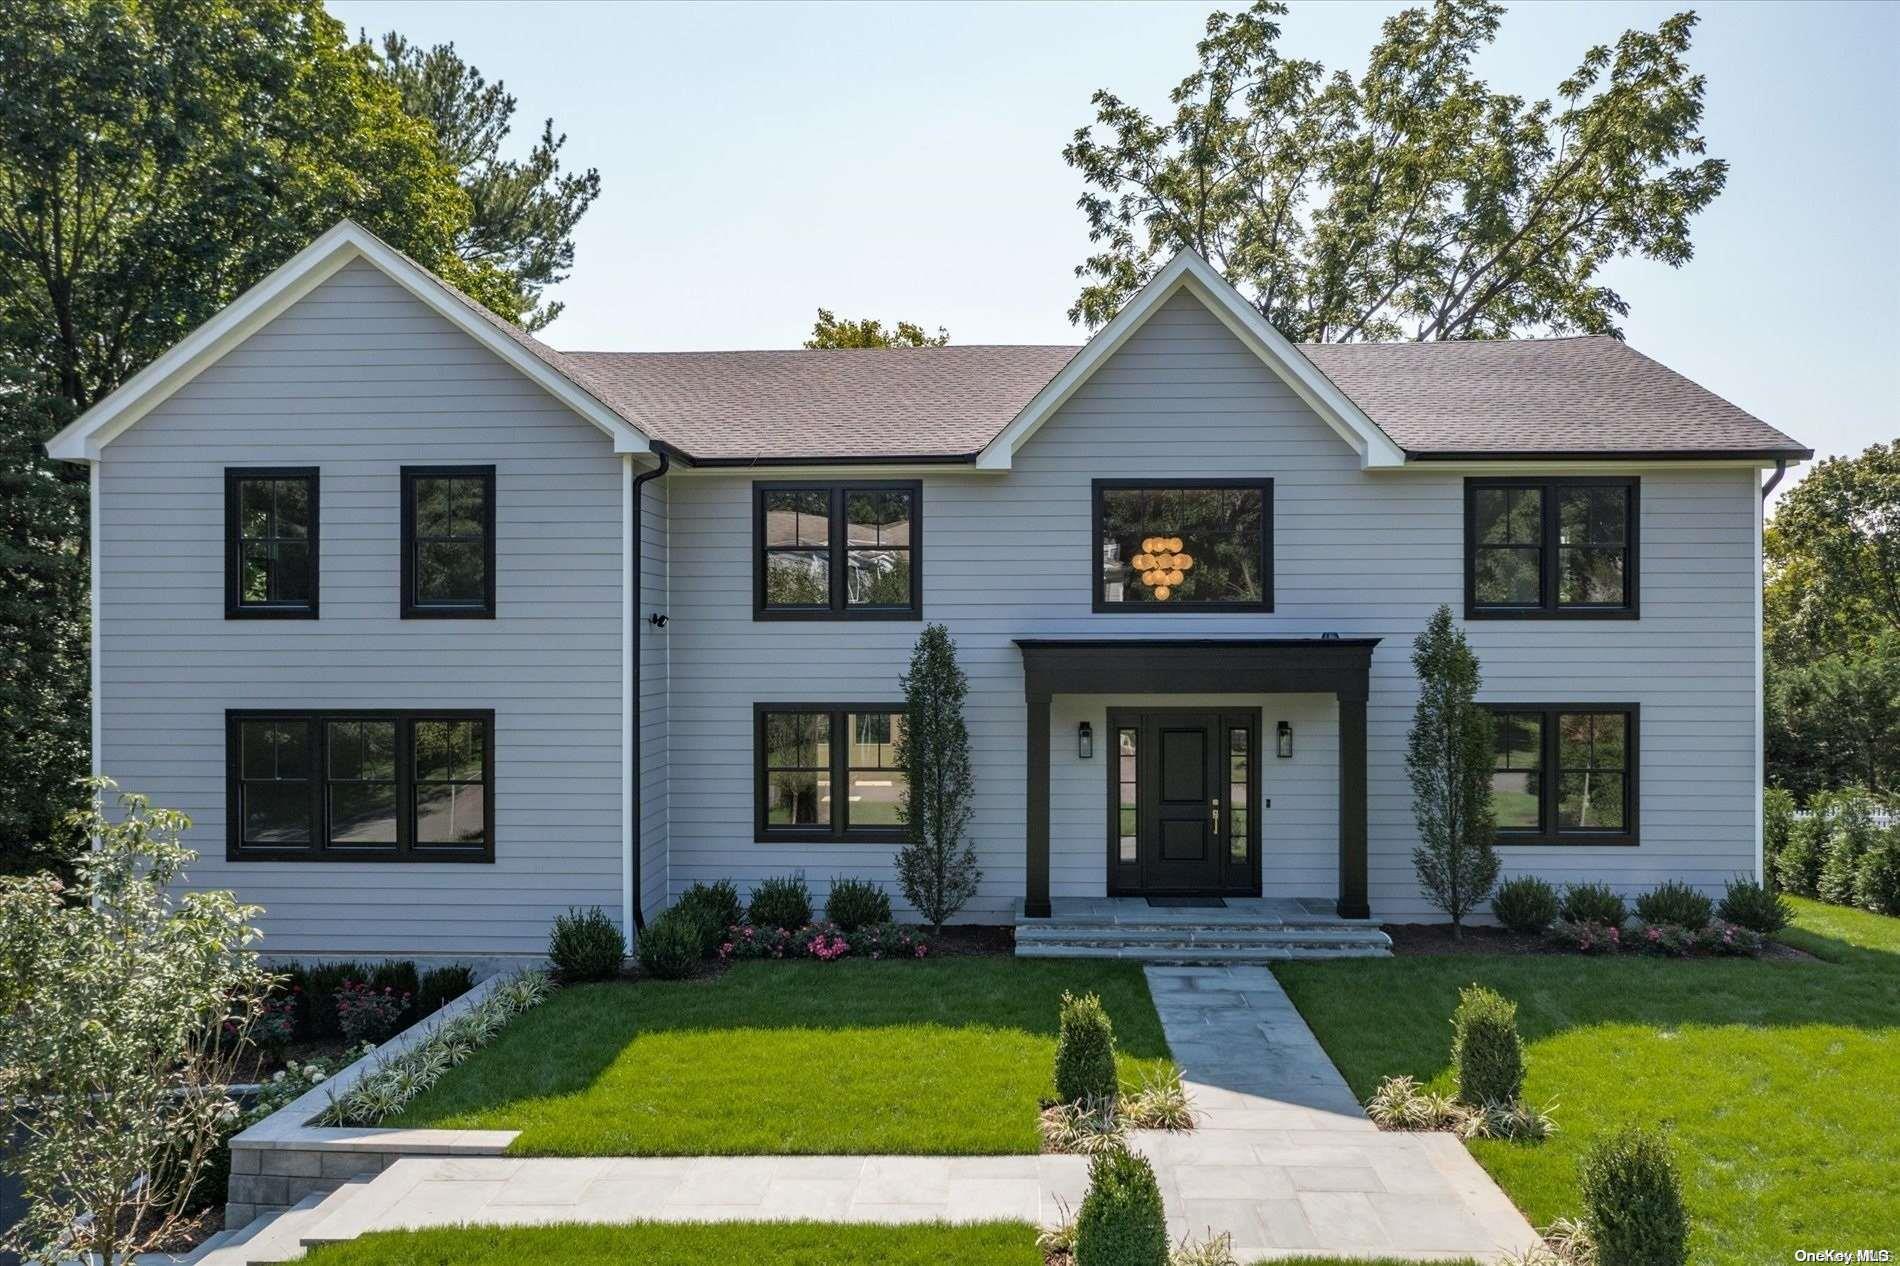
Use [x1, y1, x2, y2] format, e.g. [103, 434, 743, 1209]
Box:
[1762, 787, 1796, 885]
[1819, 792, 1884, 905]
[1451, 984, 1524, 1108]
[636, 907, 704, 980]
[1695, 921, 1765, 957]
[1055, 991, 1120, 1106]
[547, 906, 626, 982]
[1634, 881, 1713, 931]
[676, 879, 744, 950]
[336, 980, 410, 1043]
[1853, 828, 1900, 915]
[748, 873, 813, 930]
[1578, 1126, 1689, 1266]
[369, 960, 420, 1026]
[1775, 804, 1831, 897]
[1074, 1147, 1167, 1266]
[417, 965, 476, 1014]
[299, 960, 369, 1040]
[1121, 1065, 1193, 1131]
[1492, 875, 1560, 934]
[1548, 918, 1621, 954]
[824, 877, 893, 931]
[1633, 923, 1698, 957]
[1560, 881, 1627, 928]
[247, 990, 298, 1051]
[1717, 875, 1791, 934]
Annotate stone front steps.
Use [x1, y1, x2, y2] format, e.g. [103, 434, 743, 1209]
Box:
[1013, 903, 1391, 963]
[193, 1176, 375, 1265]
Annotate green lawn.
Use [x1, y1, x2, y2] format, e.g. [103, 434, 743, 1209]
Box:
[300, 1222, 1041, 1265]
[392, 958, 1170, 1155]
[1275, 897, 1900, 1266]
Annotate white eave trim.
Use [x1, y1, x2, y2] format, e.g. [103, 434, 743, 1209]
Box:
[43, 220, 650, 463]
[974, 250, 1407, 471]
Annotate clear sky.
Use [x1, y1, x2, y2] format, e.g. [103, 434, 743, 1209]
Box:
[325, 0, 1897, 495]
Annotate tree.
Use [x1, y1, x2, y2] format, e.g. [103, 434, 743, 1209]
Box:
[1406, 605, 1499, 935]
[0, 780, 275, 1266]
[370, 32, 602, 332]
[1765, 442, 1899, 667]
[1063, 0, 1725, 341]
[894, 623, 979, 930]
[805, 309, 950, 349]
[1766, 634, 1900, 802]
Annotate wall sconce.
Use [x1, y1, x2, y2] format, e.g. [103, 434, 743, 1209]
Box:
[1077, 721, 1094, 759]
[1276, 721, 1293, 758]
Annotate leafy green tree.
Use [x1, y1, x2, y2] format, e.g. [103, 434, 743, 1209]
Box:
[1766, 634, 1900, 802]
[1406, 605, 1499, 935]
[1765, 442, 1898, 666]
[1064, 0, 1725, 340]
[894, 623, 979, 930]
[0, 780, 276, 1266]
[805, 309, 950, 348]
[370, 32, 602, 332]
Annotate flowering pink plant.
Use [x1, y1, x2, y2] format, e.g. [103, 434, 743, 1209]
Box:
[335, 980, 411, 1042]
[717, 920, 930, 963]
[1547, 918, 1621, 954]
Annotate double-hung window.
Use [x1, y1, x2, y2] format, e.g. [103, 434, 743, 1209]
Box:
[755, 703, 908, 842]
[753, 481, 921, 619]
[1465, 478, 1637, 618]
[228, 709, 494, 861]
[225, 468, 319, 617]
[402, 466, 496, 617]
[1484, 703, 1638, 845]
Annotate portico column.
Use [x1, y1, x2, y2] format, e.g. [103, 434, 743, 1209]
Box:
[1337, 691, 1370, 919]
[1025, 693, 1052, 918]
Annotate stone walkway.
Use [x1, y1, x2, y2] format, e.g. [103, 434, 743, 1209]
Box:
[256, 964, 1539, 1264]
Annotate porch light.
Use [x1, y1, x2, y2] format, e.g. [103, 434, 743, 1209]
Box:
[1077, 722, 1094, 760]
[1277, 721, 1293, 758]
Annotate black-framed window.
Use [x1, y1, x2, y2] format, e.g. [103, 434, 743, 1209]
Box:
[754, 703, 908, 842]
[227, 709, 494, 861]
[402, 466, 496, 618]
[1466, 478, 1638, 618]
[753, 481, 922, 619]
[225, 468, 319, 618]
[1483, 703, 1638, 845]
[1093, 479, 1273, 612]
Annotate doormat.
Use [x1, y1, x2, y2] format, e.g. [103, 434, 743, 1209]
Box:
[1146, 896, 1227, 908]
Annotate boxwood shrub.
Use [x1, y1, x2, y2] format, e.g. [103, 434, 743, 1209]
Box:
[1634, 881, 1713, 931]
[636, 907, 704, 980]
[1560, 881, 1627, 928]
[1074, 1147, 1167, 1266]
[1717, 876, 1791, 934]
[748, 873, 814, 931]
[1579, 1125, 1689, 1266]
[548, 906, 626, 982]
[824, 877, 894, 931]
[1451, 984, 1524, 1108]
[1492, 875, 1559, 934]
[1054, 990, 1118, 1106]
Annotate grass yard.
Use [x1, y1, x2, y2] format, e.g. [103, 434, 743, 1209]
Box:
[1276, 897, 1900, 1266]
[392, 958, 1170, 1155]
[299, 1221, 1042, 1265]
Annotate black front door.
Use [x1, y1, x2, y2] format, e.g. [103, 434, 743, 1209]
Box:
[1108, 708, 1258, 896]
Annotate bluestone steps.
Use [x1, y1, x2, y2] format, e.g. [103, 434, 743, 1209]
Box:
[1013, 907, 1390, 963]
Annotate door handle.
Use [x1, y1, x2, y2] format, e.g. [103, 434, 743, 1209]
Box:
[1211, 797, 1220, 833]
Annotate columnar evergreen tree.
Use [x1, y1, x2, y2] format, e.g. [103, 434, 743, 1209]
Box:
[1406, 605, 1500, 935]
[894, 623, 979, 930]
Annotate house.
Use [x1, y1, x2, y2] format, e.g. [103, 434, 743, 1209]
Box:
[45, 221, 1810, 958]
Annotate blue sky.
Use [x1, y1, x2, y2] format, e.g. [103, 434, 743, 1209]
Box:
[326, 1, 1897, 493]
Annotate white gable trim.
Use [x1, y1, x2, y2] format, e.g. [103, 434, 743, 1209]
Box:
[975, 250, 1406, 470]
[44, 220, 650, 462]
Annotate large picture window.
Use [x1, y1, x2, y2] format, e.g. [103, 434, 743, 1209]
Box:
[1093, 479, 1272, 612]
[225, 468, 319, 618]
[754, 703, 908, 842]
[227, 709, 494, 861]
[1483, 703, 1638, 845]
[754, 482, 921, 619]
[402, 466, 496, 618]
[1466, 478, 1637, 618]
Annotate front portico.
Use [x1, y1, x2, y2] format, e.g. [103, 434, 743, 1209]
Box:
[1015, 638, 1378, 920]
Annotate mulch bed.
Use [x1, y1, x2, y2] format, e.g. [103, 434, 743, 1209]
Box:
[926, 924, 1016, 956]
[232, 1036, 358, 1084]
[1384, 921, 1813, 961]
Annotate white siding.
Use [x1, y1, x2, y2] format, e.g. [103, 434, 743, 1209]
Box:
[664, 291, 1761, 919]
[97, 260, 626, 956]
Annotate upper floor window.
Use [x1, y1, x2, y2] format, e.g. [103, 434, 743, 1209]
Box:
[754, 703, 908, 842]
[1485, 703, 1638, 845]
[1465, 478, 1637, 618]
[225, 468, 319, 618]
[753, 481, 921, 619]
[402, 466, 496, 618]
[1094, 479, 1273, 612]
[228, 709, 493, 862]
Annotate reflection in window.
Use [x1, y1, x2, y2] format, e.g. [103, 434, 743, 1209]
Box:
[1468, 480, 1634, 615]
[757, 483, 921, 617]
[239, 719, 311, 844]
[763, 711, 830, 827]
[846, 711, 907, 828]
[1558, 712, 1628, 831]
[228, 470, 318, 615]
[845, 490, 913, 609]
[1229, 727, 1249, 863]
[1472, 487, 1543, 607]
[762, 490, 832, 608]
[1097, 482, 1269, 608]
[411, 475, 489, 606]
[326, 720, 398, 846]
[415, 719, 487, 846]
[1118, 727, 1138, 863]
[1490, 712, 1543, 830]
[1485, 705, 1635, 842]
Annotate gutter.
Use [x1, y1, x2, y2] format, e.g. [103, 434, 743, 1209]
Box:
[1761, 458, 1788, 500]
[627, 449, 670, 934]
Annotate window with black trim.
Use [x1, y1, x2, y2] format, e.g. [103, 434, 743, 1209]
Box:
[227, 709, 494, 861]
[1483, 703, 1638, 845]
[225, 468, 319, 618]
[402, 466, 496, 618]
[753, 482, 921, 619]
[1465, 478, 1637, 618]
[1093, 479, 1272, 612]
[755, 703, 908, 841]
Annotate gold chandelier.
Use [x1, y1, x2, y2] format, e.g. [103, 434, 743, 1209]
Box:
[1131, 536, 1194, 600]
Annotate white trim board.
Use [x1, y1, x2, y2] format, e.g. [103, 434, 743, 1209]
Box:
[975, 250, 1408, 472]
[44, 220, 651, 464]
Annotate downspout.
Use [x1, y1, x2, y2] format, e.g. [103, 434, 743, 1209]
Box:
[1761, 458, 1787, 500]
[627, 448, 670, 935]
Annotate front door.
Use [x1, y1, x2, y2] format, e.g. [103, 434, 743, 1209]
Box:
[1108, 708, 1258, 896]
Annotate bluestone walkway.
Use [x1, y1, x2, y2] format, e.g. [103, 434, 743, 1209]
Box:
[274, 965, 1540, 1264]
